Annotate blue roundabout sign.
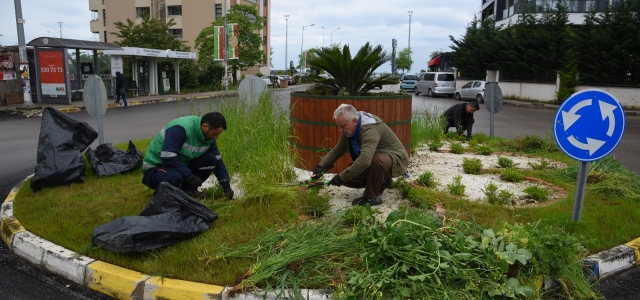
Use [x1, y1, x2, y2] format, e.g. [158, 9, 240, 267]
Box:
[554, 89, 626, 162]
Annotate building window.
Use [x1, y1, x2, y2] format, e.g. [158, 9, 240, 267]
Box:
[91, 10, 98, 21]
[92, 32, 99, 42]
[169, 29, 183, 39]
[216, 4, 222, 21]
[264, 0, 267, 6]
[136, 7, 150, 18]
[103, 9, 106, 26]
[104, 31, 108, 43]
[167, 5, 182, 16]
[263, 35, 267, 44]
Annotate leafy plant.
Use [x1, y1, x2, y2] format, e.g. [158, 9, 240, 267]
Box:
[476, 145, 494, 155]
[416, 171, 437, 187]
[462, 157, 482, 174]
[501, 169, 526, 183]
[447, 175, 466, 196]
[483, 183, 515, 205]
[306, 42, 399, 95]
[449, 142, 464, 154]
[528, 160, 550, 170]
[427, 139, 443, 151]
[523, 185, 550, 202]
[498, 156, 518, 168]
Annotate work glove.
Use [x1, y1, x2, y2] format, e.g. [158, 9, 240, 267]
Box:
[224, 187, 235, 200]
[328, 174, 343, 186]
[311, 165, 324, 179]
[183, 174, 202, 190]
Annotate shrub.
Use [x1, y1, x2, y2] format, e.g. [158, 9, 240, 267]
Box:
[524, 185, 550, 202]
[447, 175, 466, 196]
[501, 169, 526, 182]
[476, 145, 493, 155]
[462, 157, 482, 175]
[428, 140, 443, 151]
[450, 142, 464, 154]
[416, 171, 437, 188]
[528, 160, 550, 170]
[498, 156, 518, 168]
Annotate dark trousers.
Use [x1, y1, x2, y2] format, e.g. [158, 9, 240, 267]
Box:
[343, 153, 393, 199]
[142, 152, 217, 190]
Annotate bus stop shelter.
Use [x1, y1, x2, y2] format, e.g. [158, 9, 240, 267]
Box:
[26, 37, 122, 104]
[103, 47, 196, 96]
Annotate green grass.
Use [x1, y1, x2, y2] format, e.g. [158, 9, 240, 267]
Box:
[524, 185, 550, 202]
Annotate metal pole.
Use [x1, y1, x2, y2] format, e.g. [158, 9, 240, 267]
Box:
[59, 22, 63, 38]
[300, 24, 314, 74]
[223, 0, 228, 92]
[284, 15, 289, 71]
[572, 161, 589, 221]
[408, 11, 413, 64]
[14, 0, 33, 107]
[330, 28, 339, 47]
[322, 26, 324, 47]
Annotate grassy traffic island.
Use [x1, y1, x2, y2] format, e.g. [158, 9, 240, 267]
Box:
[12, 94, 640, 299]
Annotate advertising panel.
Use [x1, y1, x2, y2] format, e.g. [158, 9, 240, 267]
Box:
[0, 54, 17, 80]
[38, 50, 66, 95]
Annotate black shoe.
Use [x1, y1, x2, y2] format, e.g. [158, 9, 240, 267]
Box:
[351, 196, 383, 206]
[181, 189, 208, 200]
[379, 178, 392, 195]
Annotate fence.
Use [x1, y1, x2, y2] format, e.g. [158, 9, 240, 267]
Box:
[499, 70, 557, 83]
[579, 72, 640, 87]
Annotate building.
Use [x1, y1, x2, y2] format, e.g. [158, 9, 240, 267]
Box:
[480, 0, 618, 27]
[88, 0, 270, 75]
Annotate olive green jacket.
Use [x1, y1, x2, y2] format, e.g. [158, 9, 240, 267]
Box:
[319, 112, 409, 181]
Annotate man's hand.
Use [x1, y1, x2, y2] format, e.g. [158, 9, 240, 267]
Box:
[224, 187, 235, 200]
[328, 174, 343, 186]
[311, 165, 324, 178]
[184, 174, 202, 190]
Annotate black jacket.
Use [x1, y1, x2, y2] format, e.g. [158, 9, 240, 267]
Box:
[115, 77, 127, 94]
[442, 103, 475, 137]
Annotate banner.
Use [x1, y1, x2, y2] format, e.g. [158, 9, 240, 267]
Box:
[213, 23, 239, 61]
[0, 54, 17, 80]
[38, 50, 66, 95]
[300, 51, 310, 69]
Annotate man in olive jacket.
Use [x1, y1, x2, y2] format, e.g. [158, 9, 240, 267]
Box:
[311, 104, 410, 206]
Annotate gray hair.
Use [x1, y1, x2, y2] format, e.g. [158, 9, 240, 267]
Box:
[333, 104, 359, 120]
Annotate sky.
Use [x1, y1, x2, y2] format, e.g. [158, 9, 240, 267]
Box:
[0, 0, 482, 73]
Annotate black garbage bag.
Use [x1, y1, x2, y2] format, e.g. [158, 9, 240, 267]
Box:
[92, 182, 218, 253]
[30, 107, 98, 192]
[86, 141, 142, 177]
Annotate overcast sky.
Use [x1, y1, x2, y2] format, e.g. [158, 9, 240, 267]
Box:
[0, 0, 481, 73]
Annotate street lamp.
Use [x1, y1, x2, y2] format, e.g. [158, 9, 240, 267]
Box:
[408, 11, 413, 67]
[330, 28, 340, 46]
[47, 22, 63, 38]
[285, 15, 289, 71]
[322, 26, 325, 47]
[300, 23, 314, 73]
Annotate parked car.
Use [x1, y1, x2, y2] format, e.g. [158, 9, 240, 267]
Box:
[400, 73, 417, 90]
[455, 80, 486, 103]
[261, 76, 274, 86]
[415, 72, 456, 98]
[282, 75, 294, 85]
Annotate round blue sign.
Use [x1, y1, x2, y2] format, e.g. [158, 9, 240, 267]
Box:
[554, 89, 625, 162]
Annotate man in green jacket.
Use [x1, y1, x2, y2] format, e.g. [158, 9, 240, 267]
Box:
[142, 112, 234, 200]
[311, 104, 410, 206]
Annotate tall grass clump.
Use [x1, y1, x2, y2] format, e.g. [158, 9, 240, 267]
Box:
[300, 187, 332, 218]
[411, 109, 444, 151]
[462, 157, 482, 174]
[472, 132, 490, 144]
[498, 156, 518, 168]
[476, 144, 494, 155]
[562, 157, 640, 200]
[523, 185, 550, 202]
[513, 134, 558, 153]
[416, 171, 437, 188]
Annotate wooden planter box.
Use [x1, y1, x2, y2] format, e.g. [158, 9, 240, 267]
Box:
[290, 92, 412, 173]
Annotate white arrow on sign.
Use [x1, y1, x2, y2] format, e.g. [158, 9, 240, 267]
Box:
[599, 100, 617, 137]
[562, 99, 592, 131]
[568, 136, 605, 155]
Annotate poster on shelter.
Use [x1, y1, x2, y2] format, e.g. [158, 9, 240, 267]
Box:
[0, 54, 17, 80]
[38, 50, 66, 95]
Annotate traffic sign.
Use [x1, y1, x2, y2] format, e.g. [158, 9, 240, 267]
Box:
[553, 89, 625, 162]
[484, 82, 503, 113]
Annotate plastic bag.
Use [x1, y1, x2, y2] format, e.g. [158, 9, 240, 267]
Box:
[30, 107, 98, 192]
[92, 182, 218, 253]
[86, 141, 142, 177]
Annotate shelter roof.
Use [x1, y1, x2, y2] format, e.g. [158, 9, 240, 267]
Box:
[27, 37, 122, 51]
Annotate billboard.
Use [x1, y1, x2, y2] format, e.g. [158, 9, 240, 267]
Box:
[0, 54, 17, 80]
[38, 50, 66, 95]
[213, 23, 239, 60]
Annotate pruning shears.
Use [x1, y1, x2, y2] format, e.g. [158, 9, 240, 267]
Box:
[280, 165, 334, 188]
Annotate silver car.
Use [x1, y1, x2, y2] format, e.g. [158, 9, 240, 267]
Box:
[455, 80, 486, 103]
[415, 72, 456, 98]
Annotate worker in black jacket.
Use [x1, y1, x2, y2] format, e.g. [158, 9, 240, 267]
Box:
[441, 101, 479, 140]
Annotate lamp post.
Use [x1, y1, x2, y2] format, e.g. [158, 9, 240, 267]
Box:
[48, 22, 63, 38]
[285, 15, 289, 71]
[330, 27, 340, 46]
[300, 23, 314, 74]
[322, 26, 325, 47]
[408, 11, 413, 66]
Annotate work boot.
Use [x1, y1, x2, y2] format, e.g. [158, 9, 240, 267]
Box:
[379, 178, 392, 195]
[351, 196, 383, 206]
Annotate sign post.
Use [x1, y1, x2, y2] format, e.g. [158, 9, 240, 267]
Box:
[484, 82, 503, 138]
[83, 75, 108, 145]
[553, 89, 626, 221]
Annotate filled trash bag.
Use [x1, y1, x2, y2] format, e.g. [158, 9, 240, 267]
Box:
[30, 107, 98, 192]
[86, 141, 142, 177]
[92, 182, 218, 253]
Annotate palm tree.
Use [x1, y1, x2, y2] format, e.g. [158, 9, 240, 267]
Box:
[307, 42, 398, 95]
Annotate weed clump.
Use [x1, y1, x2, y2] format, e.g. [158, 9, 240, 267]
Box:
[501, 169, 526, 182]
[407, 188, 438, 208]
[462, 157, 483, 175]
[416, 171, 437, 188]
[523, 185, 550, 202]
[447, 175, 466, 196]
[428, 139, 443, 151]
[528, 160, 550, 170]
[449, 142, 464, 154]
[513, 134, 558, 153]
[483, 182, 515, 205]
[476, 145, 494, 155]
[300, 187, 331, 218]
[472, 132, 490, 144]
[498, 156, 518, 168]
[390, 177, 412, 198]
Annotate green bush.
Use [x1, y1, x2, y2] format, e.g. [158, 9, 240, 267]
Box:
[416, 171, 437, 188]
[462, 157, 482, 175]
[524, 185, 550, 202]
[447, 175, 466, 196]
[528, 160, 550, 170]
[476, 145, 493, 155]
[498, 156, 518, 168]
[501, 169, 526, 183]
[449, 142, 464, 154]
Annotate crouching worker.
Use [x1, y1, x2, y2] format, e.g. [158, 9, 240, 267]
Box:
[311, 104, 409, 206]
[142, 112, 234, 200]
[442, 101, 479, 140]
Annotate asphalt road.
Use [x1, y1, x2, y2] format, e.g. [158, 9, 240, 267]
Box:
[0, 87, 638, 299]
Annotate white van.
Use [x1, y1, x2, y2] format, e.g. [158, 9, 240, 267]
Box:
[414, 72, 456, 98]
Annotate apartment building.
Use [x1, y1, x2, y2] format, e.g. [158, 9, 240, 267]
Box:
[88, 0, 271, 75]
[480, 0, 620, 26]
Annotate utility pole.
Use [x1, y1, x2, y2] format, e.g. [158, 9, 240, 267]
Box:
[322, 26, 324, 47]
[223, 0, 228, 92]
[14, 0, 33, 107]
[408, 11, 413, 70]
[285, 15, 289, 72]
[59, 22, 63, 38]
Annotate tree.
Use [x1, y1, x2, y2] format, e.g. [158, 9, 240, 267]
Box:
[395, 48, 413, 73]
[449, 16, 505, 78]
[111, 14, 189, 51]
[196, 4, 266, 85]
[429, 50, 442, 60]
